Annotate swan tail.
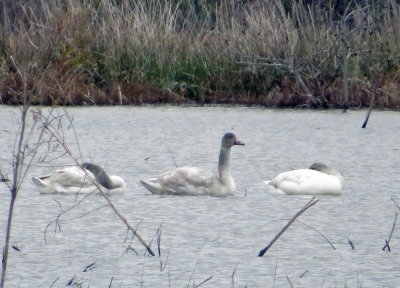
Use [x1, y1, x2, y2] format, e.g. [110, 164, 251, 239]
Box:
[140, 179, 165, 194]
[264, 180, 286, 194]
[32, 177, 52, 194]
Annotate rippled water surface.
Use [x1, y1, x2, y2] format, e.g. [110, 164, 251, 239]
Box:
[1, 106, 400, 287]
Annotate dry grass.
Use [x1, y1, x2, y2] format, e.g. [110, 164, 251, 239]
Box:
[1, 0, 400, 107]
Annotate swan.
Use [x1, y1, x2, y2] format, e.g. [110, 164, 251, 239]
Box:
[264, 163, 344, 195]
[32, 162, 126, 194]
[140, 132, 245, 196]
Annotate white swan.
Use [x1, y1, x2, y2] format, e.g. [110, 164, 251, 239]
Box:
[264, 163, 344, 195]
[140, 132, 245, 196]
[32, 162, 126, 194]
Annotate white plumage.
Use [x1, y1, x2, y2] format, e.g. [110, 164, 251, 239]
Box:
[32, 163, 126, 194]
[264, 163, 344, 195]
[141, 132, 245, 196]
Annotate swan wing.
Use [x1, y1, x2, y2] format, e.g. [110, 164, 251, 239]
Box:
[33, 166, 97, 193]
[46, 167, 94, 187]
[142, 166, 219, 195]
[267, 169, 342, 195]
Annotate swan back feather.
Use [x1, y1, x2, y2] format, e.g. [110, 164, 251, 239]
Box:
[265, 163, 344, 195]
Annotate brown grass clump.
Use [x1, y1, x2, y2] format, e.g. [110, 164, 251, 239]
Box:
[1, 0, 400, 108]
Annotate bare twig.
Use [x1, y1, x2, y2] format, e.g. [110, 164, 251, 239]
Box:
[49, 277, 60, 288]
[348, 238, 355, 250]
[286, 276, 294, 288]
[82, 262, 96, 272]
[258, 197, 320, 257]
[273, 249, 278, 288]
[160, 251, 169, 272]
[392, 198, 400, 210]
[44, 190, 102, 243]
[362, 84, 376, 128]
[299, 270, 308, 278]
[165, 144, 178, 168]
[296, 220, 336, 250]
[157, 224, 162, 256]
[194, 276, 213, 288]
[342, 52, 352, 110]
[231, 262, 239, 287]
[186, 262, 198, 288]
[147, 224, 163, 256]
[382, 198, 400, 252]
[1, 62, 58, 287]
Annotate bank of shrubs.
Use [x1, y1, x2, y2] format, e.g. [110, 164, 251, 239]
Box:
[1, 0, 400, 108]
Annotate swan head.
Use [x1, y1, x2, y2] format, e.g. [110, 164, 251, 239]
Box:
[309, 163, 339, 175]
[309, 162, 344, 187]
[222, 132, 245, 148]
[82, 162, 125, 190]
[82, 162, 103, 176]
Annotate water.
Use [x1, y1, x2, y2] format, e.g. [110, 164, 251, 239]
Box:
[0, 106, 399, 287]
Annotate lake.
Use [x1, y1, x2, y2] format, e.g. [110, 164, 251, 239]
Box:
[0, 106, 399, 287]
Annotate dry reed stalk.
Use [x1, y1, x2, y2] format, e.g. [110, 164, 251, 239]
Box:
[382, 198, 400, 252]
[258, 197, 319, 257]
[1, 57, 60, 287]
[296, 219, 336, 250]
[3, 1, 400, 107]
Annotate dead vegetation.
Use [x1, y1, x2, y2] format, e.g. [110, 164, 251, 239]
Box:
[1, 0, 400, 108]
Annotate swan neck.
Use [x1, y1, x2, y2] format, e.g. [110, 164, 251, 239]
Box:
[96, 171, 120, 189]
[218, 146, 232, 180]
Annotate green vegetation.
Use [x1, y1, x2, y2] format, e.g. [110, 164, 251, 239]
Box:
[1, 0, 400, 108]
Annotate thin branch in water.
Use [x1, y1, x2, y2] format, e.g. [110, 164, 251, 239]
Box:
[258, 197, 320, 257]
[296, 220, 336, 250]
[299, 270, 308, 278]
[382, 198, 400, 252]
[273, 248, 278, 288]
[123, 245, 139, 256]
[82, 262, 96, 272]
[124, 220, 143, 247]
[186, 262, 198, 288]
[286, 276, 294, 288]
[44, 191, 99, 243]
[157, 224, 162, 256]
[391, 197, 400, 210]
[194, 276, 213, 288]
[165, 144, 178, 168]
[383, 240, 391, 252]
[231, 262, 239, 288]
[160, 251, 169, 272]
[361, 82, 376, 128]
[147, 224, 163, 256]
[361, 107, 373, 128]
[0, 169, 9, 182]
[348, 238, 355, 250]
[49, 277, 60, 288]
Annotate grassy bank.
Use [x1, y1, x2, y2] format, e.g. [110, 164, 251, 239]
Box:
[1, 0, 400, 108]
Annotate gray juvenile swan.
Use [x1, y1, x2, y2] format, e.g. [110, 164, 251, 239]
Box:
[141, 132, 245, 196]
[32, 162, 126, 194]
[264, 162, 344, 195]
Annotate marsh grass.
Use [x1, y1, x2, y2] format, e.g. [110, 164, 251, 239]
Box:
[1, 0, 400, 107]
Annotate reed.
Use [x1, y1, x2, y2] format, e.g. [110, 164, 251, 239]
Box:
[1, 0, 400, 107]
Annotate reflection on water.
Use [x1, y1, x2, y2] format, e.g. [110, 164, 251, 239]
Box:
[0, 106, 400, 287]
